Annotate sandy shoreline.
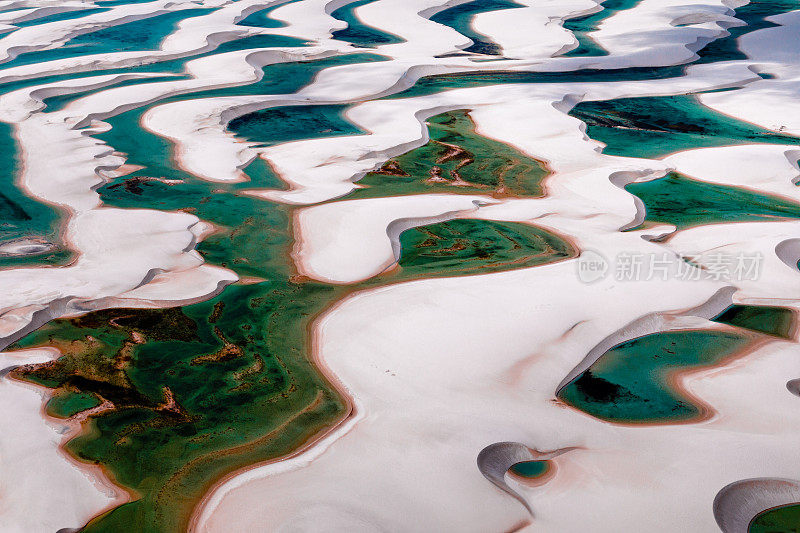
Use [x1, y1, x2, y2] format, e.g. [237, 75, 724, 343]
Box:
[0, 349, 126, 531]
[190, 4, 800, 529]
[2, 0, 800, 530]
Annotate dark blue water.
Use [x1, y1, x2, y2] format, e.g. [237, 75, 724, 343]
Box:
[228, 104, 363, 147]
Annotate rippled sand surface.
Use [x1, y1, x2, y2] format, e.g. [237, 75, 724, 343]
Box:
[0, 0, 799, 531]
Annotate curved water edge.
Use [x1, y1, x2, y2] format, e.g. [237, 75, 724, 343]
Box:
[714, 478, 800, 533]
[476, 442, 576, 515]
[558, 328, 755, 423]
[750, 502, 800, 532]
[0, 0, 799, 531]
[7, 100, 577, 531]
[556, 286, 736, 392]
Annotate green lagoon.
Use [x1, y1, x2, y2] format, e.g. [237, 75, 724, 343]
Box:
[751, 503, 800, 533]
[0, 0, 798, 529]
[558, 330, 751, 423]
[430, 0, 523, 55]
[509, 460, 550, 479]
[9, 95, 572, 532]
[331, 0, 404, 47]
[625, 172, 800, 230]
[571, 95, 800, 159]
[347, 110, 549, 199]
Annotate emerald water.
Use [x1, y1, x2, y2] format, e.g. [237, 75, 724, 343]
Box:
[96, 0, 158, 5]
[11, 8, 111, 28]
[228, 104, 363, 147]
[696, 0, 800, 64]
[0, 39, 394, 530]
[331, 0, 404, 48]
[0, 4, 309, 82]
[625, 172, 800, 230]
[237, 1, 300, 29]
[12, 158, 350, 530]
[750, 503, 800, 533]
[41, 75, 180, 113]
[8, 97, 572, 531]
[0, 121, 72, 268]
[0, 32, 306, 98]
[2, 0, 799, 529]
[558, 330, 750, 422]
[571, 95, 800, 159]
[508, 460, 550, 479]
[31, 30, 314, 114]
[429, 0, 524, 55]
[383, 64, 690, 100]
[150, 52, 387, 103]
[1, 9, 215, 70]
[561, 0, 641, 57]
[91, 54, 384, 181]
[346, 110, 549, 199]
[712, 305, 794, 339]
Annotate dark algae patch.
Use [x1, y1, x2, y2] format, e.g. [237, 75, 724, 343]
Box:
[625, 173, 800, 230]
[712, 305, 795, 339]
[397, 219, 575, 278]
[12, 160, 352, 530]
[558, 330, 751, 423]
[570, 95, 800, 159]
[229, 104, 363, 148]
[12, 262, 349, 532]
[750, 503, 800, 533]
[347, 110, 549, 199]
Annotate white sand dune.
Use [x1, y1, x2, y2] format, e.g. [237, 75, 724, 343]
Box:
[0, 0, 205, 65]
[0, 0, 299, 85]
[293, 194, 493, 284]
[701, 10, 800, 136]
[190, 5, 800, 530]
[2, 0, 800, 531]
[148, 0, 753, 199]
[664, 144, 800, 201]
[0, 349, 124, 532]
[469, 0, 599, 59]
[0, 74, 239, 346]
[195, 257, 750, 532]
[0, 2, 92, 27]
